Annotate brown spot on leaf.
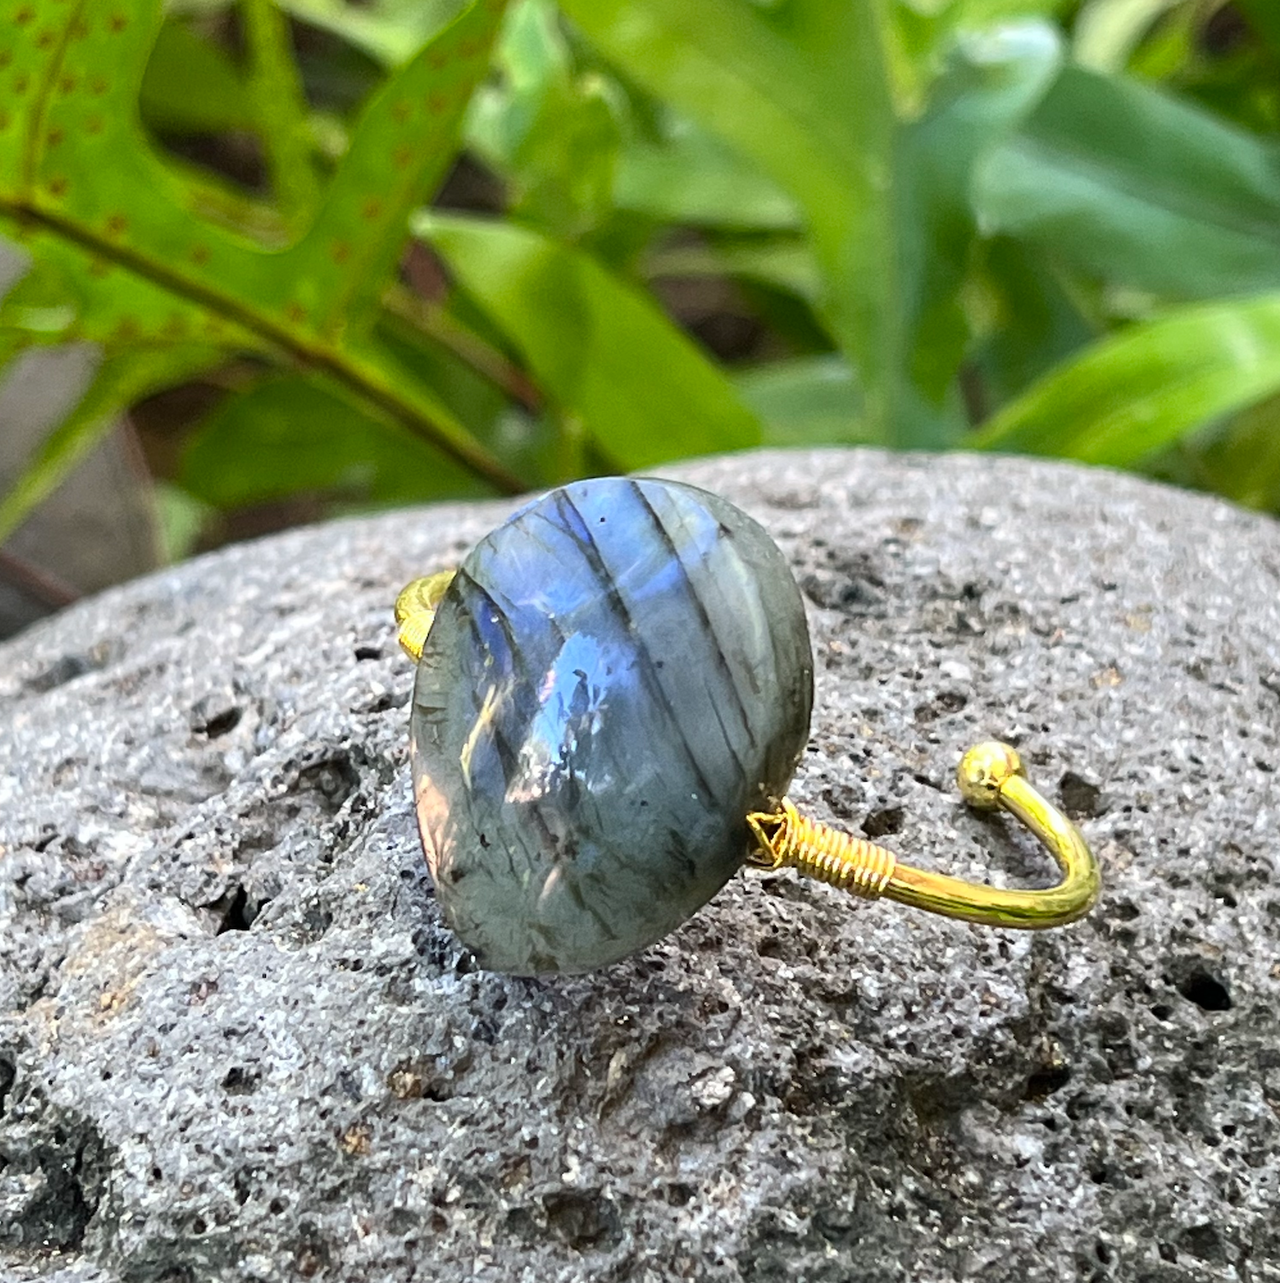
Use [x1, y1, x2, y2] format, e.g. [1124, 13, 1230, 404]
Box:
[89, 76, 107, 95]
[85, 115, 102, 134]
[330, 241, 351, 264]
[58, 74, 76, 94]
[427, 91, 448, 114]
[14, 73, 29, 94]
[14, 6, 33, 26]
[392, 99, 411, 122]
[108, 12, 127, 32]
[428, 47, 449, 69]
[46, 175, 68, 198]
[191, 244, 210, 265]
[360, 197, 382, 221]
[105, 213, 127, 237]
[286, 301, 307, 324]
[36, 28, 56, 49]
[393, 145, 412, 169]
[46, 127, 63, 147]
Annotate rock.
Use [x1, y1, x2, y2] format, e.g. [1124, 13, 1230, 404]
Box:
[0, 449, 1277, 1283]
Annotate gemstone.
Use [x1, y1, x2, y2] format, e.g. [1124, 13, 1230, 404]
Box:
[409, 477, 813, 974]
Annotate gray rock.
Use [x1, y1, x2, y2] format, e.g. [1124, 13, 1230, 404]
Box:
[0, 450, 1277, 1283]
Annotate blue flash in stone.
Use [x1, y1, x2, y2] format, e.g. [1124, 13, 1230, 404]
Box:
[408, 477, 814, 974]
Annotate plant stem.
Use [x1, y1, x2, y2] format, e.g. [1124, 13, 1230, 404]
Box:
[1, 199, 527, 495]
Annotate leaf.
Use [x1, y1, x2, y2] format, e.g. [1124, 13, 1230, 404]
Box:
[614, 130, 801, 231]
[243, 0, 320, 228]
[0, 344, 219, 544]
[278, 0, 467, 66]
[1072, 0, 1181, 73]
[0, 0, 521, 494]
[973, 66, 1280, 300]
[278, 0, 509, 334]
[972, 293, 1280, 465]
[896, 20, 1062, 405]
[646, 238, 821, 304]
[181, 374, 488, 508]
[969, 236, 1096, 412]
[138, 17, 255, 135]
[734, 356, 867, 447]
[418, 212, 763, 468]
[466, 0, 623, 239]
[1235, 0, 1280, 53]
[561, 0, 900, 441]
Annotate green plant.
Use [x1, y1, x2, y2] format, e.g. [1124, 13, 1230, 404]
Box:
[4, 0, 1280, 564]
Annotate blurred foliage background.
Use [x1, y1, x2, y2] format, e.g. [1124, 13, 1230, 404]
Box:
[3, 0, 1280, 636]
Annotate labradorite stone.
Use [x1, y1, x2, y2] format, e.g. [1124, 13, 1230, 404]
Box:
[409, 477, 813, 974]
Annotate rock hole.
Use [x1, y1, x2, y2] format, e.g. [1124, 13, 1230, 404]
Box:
[542, 1190, 622, 1252]
[1179, 1224, 1225, 1264]
[199, 706, 242, 738]
[0, 1055, 13, 1117]
[862, 806, 903, 838]
[221, 1066, 260, 1095]
[1060, 771, 1104, 818]
[296, 753, 360, 812]
[1024, 1062, 1071, 1100]
[214, 884, 254, 934]
[26, 653, 96, 693]
[354, 646, 381, 661]
[1177, 969, 1232, 1012]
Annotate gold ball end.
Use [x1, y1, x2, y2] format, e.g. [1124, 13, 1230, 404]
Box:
[957, 741, 1024, 811]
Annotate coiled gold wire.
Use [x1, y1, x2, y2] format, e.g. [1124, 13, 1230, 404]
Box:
[747, 799, 897, 899]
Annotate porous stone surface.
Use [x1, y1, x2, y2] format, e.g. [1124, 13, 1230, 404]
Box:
[0, 450, 1277, 1283]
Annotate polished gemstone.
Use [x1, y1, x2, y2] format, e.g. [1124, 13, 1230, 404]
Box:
[409, 477, 813, 974]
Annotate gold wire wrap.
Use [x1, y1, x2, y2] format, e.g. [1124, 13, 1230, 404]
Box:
[394, 571, 455, 662]
[748, 742, 1101, 930]
[746, 799, 897, 898]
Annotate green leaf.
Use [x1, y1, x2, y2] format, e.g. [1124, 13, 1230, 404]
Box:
[139, 18, 255, 135]
[243, 0, 320, 229]
[278, 0, 467, 65]
[647, 237, 821, 304]
[969, 236, 1096, 412]
[418, 212, 763, 468]
[734, 356, 867, 447]
[0, 0, 521, 492]
[0, 344, 219, 543]
[181, 374, 487, 508]
[1169, 392, 1280, 514]
[897, 21, 1062, 405]
[561, 0, 900, 440]
[466, 0, 623, 239]
[614, 130, 801, 231]
[279, 0, 509, 335]
[972, 293, 1280, 465]
[1073, 0, 1180, 73]
[1235, 0, 1280, 52]
[973, 66, 1280, 300]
